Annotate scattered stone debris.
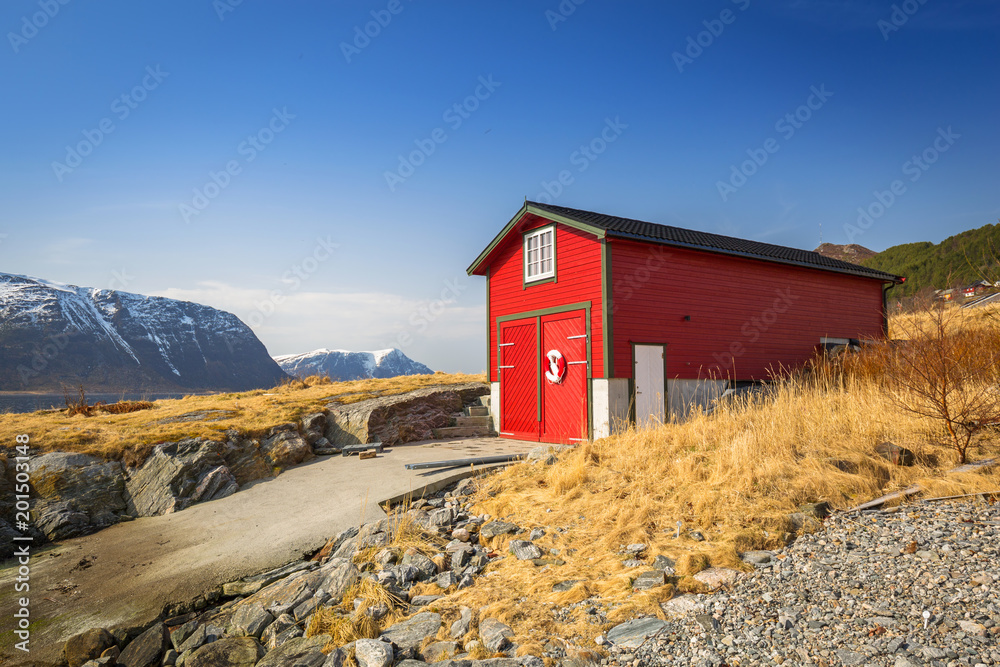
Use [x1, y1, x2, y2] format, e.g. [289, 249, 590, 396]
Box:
[601, 499, 1000, 666]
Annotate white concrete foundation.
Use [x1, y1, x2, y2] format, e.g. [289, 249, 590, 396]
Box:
[591, 378, 631, 440]
[489, 381, 500, 432]
[667, 379, 728, 420]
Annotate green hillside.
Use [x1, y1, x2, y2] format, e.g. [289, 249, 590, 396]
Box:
[861, 223, 1000, 296]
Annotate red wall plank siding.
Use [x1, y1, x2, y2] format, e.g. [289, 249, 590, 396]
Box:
[609, 239, 885, 381]
[488, 217, 604, 381]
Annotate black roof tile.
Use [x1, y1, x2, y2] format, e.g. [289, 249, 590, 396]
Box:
[529, 201, 902, 283]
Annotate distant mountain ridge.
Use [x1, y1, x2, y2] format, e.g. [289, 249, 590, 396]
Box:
[274, 348, 433, 381]
[814, 243, 877, 264]
[0, 273, 288, 392]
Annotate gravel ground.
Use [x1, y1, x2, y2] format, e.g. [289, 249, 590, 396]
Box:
[603, 499, 1000, 667]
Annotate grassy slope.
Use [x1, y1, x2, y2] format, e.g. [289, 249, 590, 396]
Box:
[862, 222, 1000, 296]
[404, 308, 1000, 656]
[0, 373, 485, 463]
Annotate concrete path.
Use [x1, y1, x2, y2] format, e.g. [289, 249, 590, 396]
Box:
[0, 437, 535, 666]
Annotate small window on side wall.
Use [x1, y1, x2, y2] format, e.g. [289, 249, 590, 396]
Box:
[524, 226, 555, 283]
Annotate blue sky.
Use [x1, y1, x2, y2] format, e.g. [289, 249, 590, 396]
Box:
[1, 0, 997, 373]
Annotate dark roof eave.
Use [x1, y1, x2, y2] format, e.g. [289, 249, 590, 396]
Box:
[605, 229, 904, 283]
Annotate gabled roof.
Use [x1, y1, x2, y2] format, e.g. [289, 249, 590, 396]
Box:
[468, 201, 904, 283]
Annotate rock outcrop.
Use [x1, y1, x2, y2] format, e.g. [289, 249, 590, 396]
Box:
[30, 452, 129, 541]
[124, 439, 243, 517]
[325, 383, 488, 447]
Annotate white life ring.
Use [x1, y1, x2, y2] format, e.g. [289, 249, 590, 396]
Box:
[545, 349, 566, 384]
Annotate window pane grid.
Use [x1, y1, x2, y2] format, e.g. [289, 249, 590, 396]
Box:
[524, 228, 555, 281]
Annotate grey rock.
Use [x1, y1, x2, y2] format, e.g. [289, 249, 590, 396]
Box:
[632, 570, 666, 590]
[479, 520, 520, 540]
[118, 623, 169, 667]
[410, 595, 443, 607]
[436, 571, 458, 589]
[354, 638, 394, 667]
[606, 617, 666, 649]
[694, 613, 720, 633]
[177, 624, 224, 654]
[650, 555, 675, 572]
[835, 649, 866, 665]
[322, 648, 347, 667]
[401, 550, 438, 581]
[380, 612, 442, 653]
[260, 613, 297, 650]
[228, 604, 274, 639]
[256, 635, 329, 667]
[428, 507, 455, 528]
[64, 627, 116, 667]
[509, 539, 543, 560]
[321, 560, 361, 602]
[170, 620, 199, 652]
[30, 452, 128, 540]
[421, 641, 459, 662]
[224, 560, 319, 597]
[325, 384, 487, 447]
[125, 439, 244, 517]
[552, 580, 582, 592]
[692, 567, 740, 589]
[740, 550, 773, 565]
[186, 637, 265, 667]
[450, 607, 473, 638]
[479, 617, 514, 653]
[262, 431, 314, 468]
[529, 528, 546, 541]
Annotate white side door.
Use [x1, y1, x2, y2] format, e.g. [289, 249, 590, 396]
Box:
[634, 344, 665, 429]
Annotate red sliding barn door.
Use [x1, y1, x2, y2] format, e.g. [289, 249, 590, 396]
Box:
[540, 311, 588, 444]
[499, 317, 539, 441]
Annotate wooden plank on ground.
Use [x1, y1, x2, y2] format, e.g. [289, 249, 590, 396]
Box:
[847, 458, 999, 512]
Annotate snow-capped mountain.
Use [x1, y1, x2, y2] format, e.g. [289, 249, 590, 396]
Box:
[274, 348, 433, 381]
[0, 273, 288, 391]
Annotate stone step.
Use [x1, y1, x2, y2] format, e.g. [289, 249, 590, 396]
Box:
[465, 406, 489, 417]
[456, 415, 491, 427]
[476, 395, 491, 407]
[432, 426, 495, 439]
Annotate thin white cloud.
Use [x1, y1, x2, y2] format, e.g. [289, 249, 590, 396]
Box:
[152, 282, 484, 371]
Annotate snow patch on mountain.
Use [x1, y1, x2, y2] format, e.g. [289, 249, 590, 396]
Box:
[274, 347, 433, 381]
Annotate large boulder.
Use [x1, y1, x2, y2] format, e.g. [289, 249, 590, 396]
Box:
[606, 617, 667, 649]
[478, 618, 514, 653]
[235, 569, 326, 618]
[353, 639, 394, 667]
[118, 623, 169, 667]
[64, 628, 116, 667]
[380, 612, 442, 655]
[125, 438, 241, 516]
[255, 635, 329, 667]
[30, 452, 129, 541]
[261, 431, 314, 468]
[325, 384, 488, 447]
[186, 637, 265, 667]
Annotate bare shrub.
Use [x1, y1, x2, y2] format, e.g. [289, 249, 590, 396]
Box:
[875, 300, 1000, 463]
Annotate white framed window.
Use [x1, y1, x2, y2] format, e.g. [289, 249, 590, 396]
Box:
[524, 226, 555, 283]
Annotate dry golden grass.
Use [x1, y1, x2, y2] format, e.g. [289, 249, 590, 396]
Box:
[0, 373, 485, 462]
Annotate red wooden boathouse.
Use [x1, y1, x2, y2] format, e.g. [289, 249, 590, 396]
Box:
[467, 202, 904, 444]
